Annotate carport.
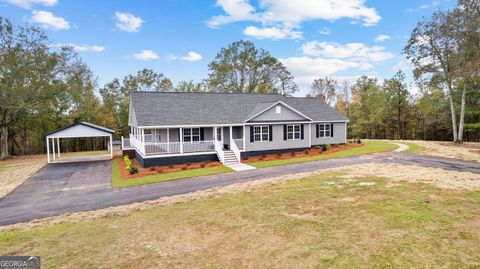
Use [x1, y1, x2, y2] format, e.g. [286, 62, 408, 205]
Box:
[46, 121, 115, 163]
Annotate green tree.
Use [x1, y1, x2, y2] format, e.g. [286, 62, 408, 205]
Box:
[207, 40, 298, 95]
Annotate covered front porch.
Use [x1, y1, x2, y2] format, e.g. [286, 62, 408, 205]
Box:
[123, 126, 245, 157]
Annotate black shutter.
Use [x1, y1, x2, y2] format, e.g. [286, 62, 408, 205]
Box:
[250, 126, 254, 142]
[283, 125, 287, 140]
[316, 124, 319, 138]
[200, 128, 204, 141]
[269, 125, 273, 141]
[331, 123, 334, 137]
[301, 124, 304, 139]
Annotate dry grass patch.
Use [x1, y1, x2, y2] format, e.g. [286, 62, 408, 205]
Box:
[0, 155, 46, 198]
[338, 163, 480, 190]
[406, 140, 480, 162]
[1, 163, 480, 268]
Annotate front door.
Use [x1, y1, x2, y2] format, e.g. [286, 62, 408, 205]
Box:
[222, 126, 230, 150]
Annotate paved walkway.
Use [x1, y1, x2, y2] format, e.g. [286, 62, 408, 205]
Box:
[0, 152, 479, 226]
[225, 162, 257, 171]
[393, 142, 409, 152]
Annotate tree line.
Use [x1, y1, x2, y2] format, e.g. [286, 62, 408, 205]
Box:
[0, 0, 478, 158]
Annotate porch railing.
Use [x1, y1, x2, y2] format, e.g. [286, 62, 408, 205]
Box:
[130, 136, 216, 156]
[121, 136, 132, 149]
[233, 139, 244, 150]
[215, 140, 224, 163]
[230, 139, 241, 162]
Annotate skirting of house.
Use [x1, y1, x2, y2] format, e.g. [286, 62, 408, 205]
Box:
[135, 151, 219, 168]
[240, 147, 309, 158]
[122, 149, 136, 159]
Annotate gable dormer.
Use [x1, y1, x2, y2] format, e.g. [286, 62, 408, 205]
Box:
[246, 101, 311, 122]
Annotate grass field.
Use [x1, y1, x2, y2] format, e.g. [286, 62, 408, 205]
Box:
[1, 168, 479, 268]
[250, 140, 398, 168]
[112, 159, 233, 188]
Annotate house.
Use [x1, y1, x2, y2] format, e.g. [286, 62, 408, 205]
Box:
[123, 92, 348, 168]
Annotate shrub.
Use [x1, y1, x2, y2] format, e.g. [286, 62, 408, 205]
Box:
[304, 149, 310, 155]
[322, 145, 328, 152]
[290, 151, 295, 156]
[181, 166, 188, 171]
[357, 139, 362, 144]
[123, 155, 132, 170]
[149, 167, 156, 171]
[129, 166, 138, 175]
[200, 162, 206, 168]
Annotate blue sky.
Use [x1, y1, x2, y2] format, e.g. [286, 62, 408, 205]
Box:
[1, 0, 455, 96]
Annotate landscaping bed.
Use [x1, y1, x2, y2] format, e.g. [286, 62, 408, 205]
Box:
[112, 158, 232, 188]
[118, 157, 222, 180]
[243, 142, 363, 163]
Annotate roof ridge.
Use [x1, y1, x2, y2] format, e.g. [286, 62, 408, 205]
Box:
[131, 91, 282, 95]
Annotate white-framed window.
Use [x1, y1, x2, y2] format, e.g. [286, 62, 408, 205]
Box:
[318, 124, 331, 137]
[254, 125, 269, 142]
[216, 128, 222, 141]
[183, 128, 200, 142]
[287, 124, 301, 140]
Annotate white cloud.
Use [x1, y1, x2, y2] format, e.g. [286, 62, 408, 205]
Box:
[280, 56, 373, 90]
[392, 58, 413, 71]
[374, 34, 390, 42]
[300, 41, 394, 62]
[133, 50, 158, 60]
[57, 43, 105, 52]
[243, 25, 302, 40]
[208, 0, 381, 28]
[169, 51, 203, 62]
[318, 27, 331, 35]
[4, 0, 56, 9]
[31, 10, 70, 30]
[115, 12, 144, 32]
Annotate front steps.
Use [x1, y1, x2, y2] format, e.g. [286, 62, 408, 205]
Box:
[219, 150, 256, 171]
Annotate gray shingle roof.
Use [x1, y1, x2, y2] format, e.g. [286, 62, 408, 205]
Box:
[130, 92, 347, 127]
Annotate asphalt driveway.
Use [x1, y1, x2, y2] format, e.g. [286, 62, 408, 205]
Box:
[0, 152, 479, 226]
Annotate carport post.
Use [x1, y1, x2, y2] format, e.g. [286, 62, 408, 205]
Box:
[109, 134, 113, 159]
[46, 137, 50, 163]
[52, 137, 56, 161]
[57, 137, 61, 158]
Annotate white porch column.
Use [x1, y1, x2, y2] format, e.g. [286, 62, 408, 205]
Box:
[52, 137, 56, 161]
[229, 126, 233, 147]
[180, 127, 183, 153]
[243, 125, 246, 151]
[308, 123, 312, 148]
[214, 126, 217, 142]
[141, 128, 146, 155]
[167, 128, 170, 153]
[109, 134, 113, 159]
[46, 137, 50, 163]
[57, 137, 61, 158]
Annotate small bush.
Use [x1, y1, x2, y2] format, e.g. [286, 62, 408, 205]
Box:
[357, 139, 362, 144]
[181, 166, 188, 171]
[290, 151, 295, 156]
[304, 149, 310, 155]
[129, 166, 138, 175]
[322, 145, 328, 152]
[149, 167, 156, 171]
[200, 162, 206, 168]
[123, 155, 132, 170]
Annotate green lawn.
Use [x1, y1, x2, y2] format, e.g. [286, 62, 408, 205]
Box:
[250, 140, 398, 168]
[112, 159, 233, 188]
[2, 170, 479, 268]
[400, 141, 425, 154]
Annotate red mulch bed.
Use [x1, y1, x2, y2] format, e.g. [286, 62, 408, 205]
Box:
[242, 142, 363, 163]
[118, 158, 221, 180]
